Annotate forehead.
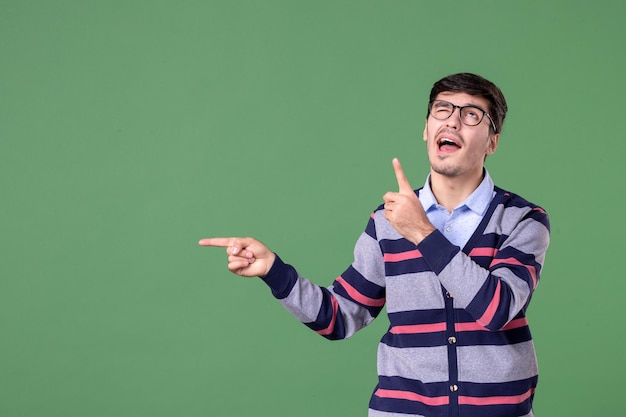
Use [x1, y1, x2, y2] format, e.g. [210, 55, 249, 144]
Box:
[435, 92, 490, 109]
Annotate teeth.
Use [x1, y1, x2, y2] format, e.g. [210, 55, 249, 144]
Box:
[439, 138, 456, 146]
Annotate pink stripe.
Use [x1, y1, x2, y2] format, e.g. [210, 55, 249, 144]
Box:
[491, 257, 538, 288]
[477, 280, 501, 327]
[455, 321, 489, 332]
[532, 207, 546, 215]
[316, 296, 339, 336]
[456, 317, 528, 332]
[468, 247, 498, 257]
[502, 317, 529, 330]
[390, 322, 447, 334]
[383, 249, 422, 262]
[336, 276, 385, 307]
[375, 388, 449, 406]
[459, 388, 535, 406]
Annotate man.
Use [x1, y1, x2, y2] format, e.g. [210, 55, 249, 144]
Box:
[200, 73, 550, 417]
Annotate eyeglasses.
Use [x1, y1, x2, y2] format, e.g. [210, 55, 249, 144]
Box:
[428, 100, 497, 133]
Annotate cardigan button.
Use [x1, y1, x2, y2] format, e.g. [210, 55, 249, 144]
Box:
[450, 384, 459, 392]
[448, 336, 457, 344]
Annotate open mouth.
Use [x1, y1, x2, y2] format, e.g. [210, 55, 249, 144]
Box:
[437, 137, 461, 152]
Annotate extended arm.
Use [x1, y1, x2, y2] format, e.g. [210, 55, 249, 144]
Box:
[199, 232, 386, 340]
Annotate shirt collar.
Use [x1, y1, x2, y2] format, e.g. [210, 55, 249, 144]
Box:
[419, 170, 495, 216]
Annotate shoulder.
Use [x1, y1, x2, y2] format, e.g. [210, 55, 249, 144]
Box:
[493, 186, 550, 231]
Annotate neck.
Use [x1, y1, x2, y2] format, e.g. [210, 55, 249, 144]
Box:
[429, 169, 485, 212]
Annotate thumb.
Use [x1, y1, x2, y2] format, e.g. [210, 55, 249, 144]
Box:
[392, 158, 413, 194]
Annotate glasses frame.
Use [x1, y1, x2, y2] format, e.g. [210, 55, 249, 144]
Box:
[428, 100, 498, 133]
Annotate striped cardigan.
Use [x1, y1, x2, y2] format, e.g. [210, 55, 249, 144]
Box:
[262, 186, 550, 417]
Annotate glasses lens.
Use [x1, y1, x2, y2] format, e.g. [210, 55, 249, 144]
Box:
[460, 106, 484, 126]
[430, 101, 453, 120]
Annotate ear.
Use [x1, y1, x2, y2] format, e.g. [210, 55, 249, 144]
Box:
[486, 133, 500, 155]
[423, 124, 428, 142]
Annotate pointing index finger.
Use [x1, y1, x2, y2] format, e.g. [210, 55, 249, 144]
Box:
[392, 158, 413, 194]
[198, 237, 235, 248]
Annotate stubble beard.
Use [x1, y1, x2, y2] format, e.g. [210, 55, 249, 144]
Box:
[430, 156, 463, 177]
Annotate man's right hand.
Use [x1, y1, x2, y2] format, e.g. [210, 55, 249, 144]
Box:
[198, 237, 276, 277]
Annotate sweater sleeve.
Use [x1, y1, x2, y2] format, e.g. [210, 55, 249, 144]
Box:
[418, 204, 550, 331]
[260, 217, 387, 340]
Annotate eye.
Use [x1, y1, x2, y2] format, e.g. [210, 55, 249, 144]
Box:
[462, 107, 482, 120]
[432, 102, 452, 113]
[464, 109, 479, 119]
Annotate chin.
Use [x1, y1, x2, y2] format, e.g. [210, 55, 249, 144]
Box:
[431, 164, 463, 177]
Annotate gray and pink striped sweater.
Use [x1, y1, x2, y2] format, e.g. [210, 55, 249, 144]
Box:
[262, 186, 550, 417]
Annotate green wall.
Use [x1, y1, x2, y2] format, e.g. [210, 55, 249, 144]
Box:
[1, 1, 623, 416]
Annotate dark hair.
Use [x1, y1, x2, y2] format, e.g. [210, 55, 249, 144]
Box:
[428, 73, 508, 133]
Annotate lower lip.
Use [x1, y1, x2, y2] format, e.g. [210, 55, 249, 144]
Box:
[437, 144, 460, 154]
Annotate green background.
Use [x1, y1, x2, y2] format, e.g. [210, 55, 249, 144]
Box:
[1, 1, 623, 416]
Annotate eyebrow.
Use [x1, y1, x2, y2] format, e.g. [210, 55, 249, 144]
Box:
[464, 103, 487, 112]
[436, 93, 488, 108]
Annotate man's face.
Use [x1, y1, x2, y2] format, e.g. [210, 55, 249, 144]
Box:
[423, 92, 499, 179]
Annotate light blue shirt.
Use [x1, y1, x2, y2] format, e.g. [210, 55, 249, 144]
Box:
[418, 170, 495, 249]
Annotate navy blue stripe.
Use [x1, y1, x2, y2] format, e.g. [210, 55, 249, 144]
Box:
[456, 326, 532, 346]
[260, 254, 298, 299]
[304, 288, 347, 340]
[334, 266, 386, 316]
[379, 237, 418, 253]
[381, 326, 532, 348]
[388, 309, 446, 326]
[365, 214, 378, 240]
[525, 207, 550, 230]
[381, 331, 446, 348]
[445, 286, 459, 417]
[460, 376, 538, 396]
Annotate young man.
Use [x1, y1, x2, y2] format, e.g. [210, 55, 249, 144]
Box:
[200, 73, 550, 417]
